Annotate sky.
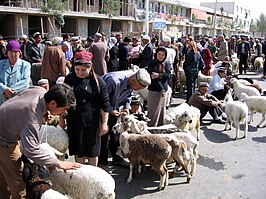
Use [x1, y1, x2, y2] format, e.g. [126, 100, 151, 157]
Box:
[182, 0, 265, 19]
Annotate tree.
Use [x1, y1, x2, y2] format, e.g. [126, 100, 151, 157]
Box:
[101, 0, 121, 35]
[40, 0, 67, 30]
[257, 13, 266, 37]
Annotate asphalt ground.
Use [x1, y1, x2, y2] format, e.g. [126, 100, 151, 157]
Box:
[68, 69, 266, 199]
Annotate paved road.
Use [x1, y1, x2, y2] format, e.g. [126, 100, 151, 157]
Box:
[107, 70, 266, 199]
[68, 70, 266, 199]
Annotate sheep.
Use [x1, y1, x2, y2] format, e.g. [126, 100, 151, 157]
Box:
[230, 78, 261, 100]
[196, 72, 213, 88]
[173, 106, 201, 140]
[240, 93, 266, 127]
[177, 66, 186, 93]
[246, 83, 263, 94]
[39, 125, 69, 160]
[164, 102, 190, 124]
[254, 57, 264, 71]
[119, 131, 172, 190]
[39, 143, 116, 199]
[133, 85, 172, 109]
[118, 115, 196, 179]
[224, 99, 249, 140]
[50, 165, 115, 199]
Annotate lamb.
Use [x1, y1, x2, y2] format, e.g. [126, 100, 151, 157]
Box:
[50, 165, 115, 199]
[230, 78, 261, 100]
[133, 85, 172, 109]
[39, 143, 116, 199]
[224, 99, 249, 140]
[164, 102, 190, 124]
[39, 125, 69, 160]
[119, 131, 172, 190]
[254, 57, 264, 71]
[177, 66, 186, 93]
[174, 106, 201, 140]
[196, 72, 213, 88]
[118, 115, 196, 179]
[240, 92, 266, 127]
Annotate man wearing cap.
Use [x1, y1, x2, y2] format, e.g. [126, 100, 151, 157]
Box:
[139, 35, 153, 68]
[188, 82, 226, 124]
[41, 40, 70, 87]
[28, 32, 45, 85]
[99, 69, 151, 171]
[88, 33, 110, 76]
[217, 35, 229, 62]
[208, 67, 229, 100]
[128, 37, 141, 66]
[0, 34, 7, 60]
[237, 37, 251, 75]
[38, 78, 49, 91]
[20, 34, 32, 62]
[70, 36, 86, 71]
[0, 40, 31, 105]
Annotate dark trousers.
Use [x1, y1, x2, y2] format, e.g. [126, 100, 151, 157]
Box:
[31, 63, 42, 86]
[211, 87, 229, 101]
[185, 71, 198, 101]
[98, 115, 123, 165]
[200, 105, 223, 120]
[239, 54, 248, 74]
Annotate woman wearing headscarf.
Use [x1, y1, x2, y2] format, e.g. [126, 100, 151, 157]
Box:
[146, 47, 171, 127]
[62, 51, 110, 166]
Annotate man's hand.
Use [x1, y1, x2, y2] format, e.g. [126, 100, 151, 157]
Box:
[99, 122, 108, 136]
[4, 87, 14, 98]
[121, 109, 129, 116]
[111, 110, 120, 117]
[56, 160, 81, 172]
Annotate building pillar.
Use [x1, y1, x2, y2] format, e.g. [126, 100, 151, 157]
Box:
[76, 17, 88, 38]
[100, 19, 111, 37]
[14, 14, 28, 39]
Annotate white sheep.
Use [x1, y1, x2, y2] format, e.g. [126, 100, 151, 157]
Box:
[164, 102, 190, 124]
[240, 93, 266, 127]
[133, 85, 172, 109]
[38, 143, 116, 199]
[50, 165, 115, 199]
[41, 189, 69, 199]
[254, 57, 264, 71]
[39, 125, 69, 160]
[177, 66, 186, 93]
[174, 106, 201, 140]
[224, 100, 249, 140]
[119, 131, 172, 190]
[230, 78, 261, 100]
[196, 72, 213, 88]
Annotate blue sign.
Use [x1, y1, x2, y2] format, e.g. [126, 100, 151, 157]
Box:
[153, 21, 166, 30]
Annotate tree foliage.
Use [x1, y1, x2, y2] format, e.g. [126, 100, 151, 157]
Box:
[257, 13, 266, 35]
[40, 0, 66, 16]
[101, 0, 121, 18]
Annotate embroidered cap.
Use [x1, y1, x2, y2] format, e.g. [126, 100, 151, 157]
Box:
[135, 69, 151, 87]
[74, 51, 93, 65]
[38, 79, 49, 85]
[163, 36, 171, 42]
[6, 40, 21, 52]
[131, 96, 141, 105]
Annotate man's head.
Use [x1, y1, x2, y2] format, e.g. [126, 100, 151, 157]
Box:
[198, 82, 209, 95]
[33, 32, 42, 44]
[38, 79, 49, 91]
[128, 69, 151, 90]
[44, 84, 76, 115]
[218, 67, 226, 78]
[142, 35, 150, 45]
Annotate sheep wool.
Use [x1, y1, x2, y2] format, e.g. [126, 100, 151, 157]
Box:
[50, 165, 115, 199]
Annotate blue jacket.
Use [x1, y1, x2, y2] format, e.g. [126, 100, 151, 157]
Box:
[0, 58, 31, 105]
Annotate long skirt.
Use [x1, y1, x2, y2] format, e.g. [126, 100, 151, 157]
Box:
[147, 90, 166, 127]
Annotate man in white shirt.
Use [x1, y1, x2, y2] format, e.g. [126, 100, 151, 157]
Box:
[208, 67, 229, 100]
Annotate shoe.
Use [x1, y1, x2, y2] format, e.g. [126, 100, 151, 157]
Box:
[212, 118, 226, 124]
[113, 159, 130, 168]
[98, 164, 111, 173]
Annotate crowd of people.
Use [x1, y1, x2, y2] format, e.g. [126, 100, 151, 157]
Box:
[0, 30, 266, 198]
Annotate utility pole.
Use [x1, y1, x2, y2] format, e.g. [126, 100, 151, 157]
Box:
[213, 0, 218, 36]
[145, 0, 149, 35]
